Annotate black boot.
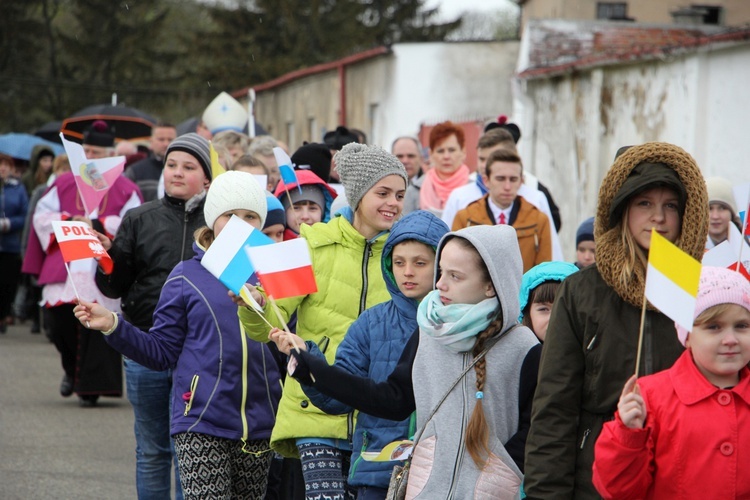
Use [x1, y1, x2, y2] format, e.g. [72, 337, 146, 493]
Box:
[60, 375, 73, 397]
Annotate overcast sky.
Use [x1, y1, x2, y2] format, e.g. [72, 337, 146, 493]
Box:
[426, 0, 517, 20]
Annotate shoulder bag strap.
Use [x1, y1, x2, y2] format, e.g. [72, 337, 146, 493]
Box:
[412, 324, 519, 444]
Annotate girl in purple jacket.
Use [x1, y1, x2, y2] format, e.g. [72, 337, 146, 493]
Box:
[74, 171, 281, 499]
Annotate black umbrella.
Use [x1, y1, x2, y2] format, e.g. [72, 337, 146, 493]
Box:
[61, 104, 157, 142]
[34, 121, 64, 143]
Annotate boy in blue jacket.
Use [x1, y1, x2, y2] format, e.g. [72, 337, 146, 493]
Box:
[301, 210, 448, 499]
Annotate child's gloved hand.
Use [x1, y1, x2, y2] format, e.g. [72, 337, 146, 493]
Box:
[618, 375, 647, 429]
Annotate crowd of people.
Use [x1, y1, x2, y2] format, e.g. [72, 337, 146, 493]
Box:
[2, 90, 750, 500]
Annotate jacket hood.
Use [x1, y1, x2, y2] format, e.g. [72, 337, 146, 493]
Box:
[382, 210, 450, 315]
[274, 169, 338, 223]
[518, 261, 579, 321]
[436, 225, 523, 335]
[29, 144, 55, 174]
[595, 142, 708, 307]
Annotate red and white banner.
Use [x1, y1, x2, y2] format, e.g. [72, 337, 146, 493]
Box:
[51, 220, 113, 274]
[245, 238, 317, 299]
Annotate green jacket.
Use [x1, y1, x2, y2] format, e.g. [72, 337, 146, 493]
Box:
[239, 215, 391, 458]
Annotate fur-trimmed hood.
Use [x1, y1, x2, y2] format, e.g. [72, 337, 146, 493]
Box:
[594, 142, 708, 307]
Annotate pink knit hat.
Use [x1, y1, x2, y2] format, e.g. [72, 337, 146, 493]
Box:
[676, 266, 750, 346]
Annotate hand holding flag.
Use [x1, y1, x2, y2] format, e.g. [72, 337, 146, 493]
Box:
[60, 133, 125, 218]
[51, 220, 114, 326]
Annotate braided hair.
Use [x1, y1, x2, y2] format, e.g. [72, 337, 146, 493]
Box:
[465, 311, 504, 469]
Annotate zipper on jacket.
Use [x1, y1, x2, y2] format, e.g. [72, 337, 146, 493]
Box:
[183, 374, 199, 416]
[180, 211, 189, 261]
[447, 353, 470, 500]
[586, 334, 598, 351]
[579, 428, 591, 450]
[239, 318, 250, 444]
[358, 241, 373, 315]
[349, 431, 368, 478]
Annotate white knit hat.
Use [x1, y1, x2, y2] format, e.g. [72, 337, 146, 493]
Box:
[706, 176, 738, 217]
[204, 171, 267, 229]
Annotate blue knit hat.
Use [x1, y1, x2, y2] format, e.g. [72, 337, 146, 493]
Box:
[518, 261, 579, 321]
[264, 194, 286, 229]
[576, 217, 595, 246]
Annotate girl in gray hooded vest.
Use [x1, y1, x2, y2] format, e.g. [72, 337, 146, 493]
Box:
[271, 225, 541, 499]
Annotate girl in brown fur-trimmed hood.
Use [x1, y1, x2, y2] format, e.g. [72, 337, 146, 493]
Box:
[524, 142, 708, 500]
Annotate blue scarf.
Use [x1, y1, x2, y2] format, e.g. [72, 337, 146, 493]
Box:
[476, 174, 488, 195]
[417, 290, 498, 353]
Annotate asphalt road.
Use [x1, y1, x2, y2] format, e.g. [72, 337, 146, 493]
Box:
[0, 322, 138, 499]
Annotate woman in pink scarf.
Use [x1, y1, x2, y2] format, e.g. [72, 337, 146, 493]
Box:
[419, 121, 469, 215]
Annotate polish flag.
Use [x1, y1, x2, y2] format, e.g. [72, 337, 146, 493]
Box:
[245, 238, 317, 299]
[51, 220, 113, 274]
[60, 133, 125, 218]
[274, 147, 301, 193]
[703, 239, 750, 281]
[201, 215, 274, 294]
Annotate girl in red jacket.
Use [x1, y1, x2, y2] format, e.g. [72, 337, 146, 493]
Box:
[593, 266, 750, 499]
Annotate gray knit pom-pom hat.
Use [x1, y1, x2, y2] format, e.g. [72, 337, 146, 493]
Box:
[334, 143, 408, 209]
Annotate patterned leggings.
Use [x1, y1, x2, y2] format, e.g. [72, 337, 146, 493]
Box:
[298, 442, 355, 500]
[173, 432, 272, 500]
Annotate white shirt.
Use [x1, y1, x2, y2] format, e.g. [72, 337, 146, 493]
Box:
[487, 198, 513, 224]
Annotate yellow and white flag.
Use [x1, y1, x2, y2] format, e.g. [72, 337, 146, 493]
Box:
[645, 229, 701, 332]
[209, 142, 226, 180]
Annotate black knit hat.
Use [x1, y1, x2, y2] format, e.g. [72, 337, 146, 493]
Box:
[323, 126, 358, 150]
[165, 133, 212, 181]
[82, 120, 115, 147]
[291, 142, 332, 182]
[484, 115, 521, 144]
[608, 162, 687, 229]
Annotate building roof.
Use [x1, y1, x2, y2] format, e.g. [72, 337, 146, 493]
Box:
[231, 46, 390, 98]
[518, 20, 750, 80]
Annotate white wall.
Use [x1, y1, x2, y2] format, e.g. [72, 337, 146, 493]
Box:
[515, 42, 750, 256]
[382, 41, 519, 148]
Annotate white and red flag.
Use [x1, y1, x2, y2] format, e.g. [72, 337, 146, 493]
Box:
[51, 220, 113, 274]
[245, 238, 317, 299]
[60, 133, 125, 218]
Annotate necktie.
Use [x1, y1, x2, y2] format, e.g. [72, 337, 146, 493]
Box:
[498, 212, 506, 225]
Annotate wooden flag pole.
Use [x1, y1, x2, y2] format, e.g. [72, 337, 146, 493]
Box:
[634, 289, 648, 380]
[283, 188, 301, 229]
[738, 184, 750, 273]
[65, 261, 90, 328]
[268, 295, 315, 382]
[239, 286, 275, 330]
